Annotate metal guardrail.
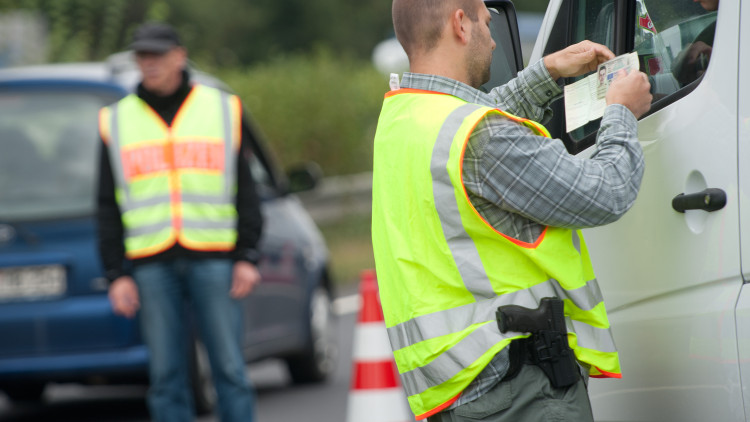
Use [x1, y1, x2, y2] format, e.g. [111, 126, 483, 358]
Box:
[295, 172, 373, 225]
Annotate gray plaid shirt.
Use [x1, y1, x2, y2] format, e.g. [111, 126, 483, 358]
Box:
[398, 59, 644, 409]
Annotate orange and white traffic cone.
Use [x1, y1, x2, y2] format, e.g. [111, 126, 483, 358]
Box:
[346, 269, 412, 422]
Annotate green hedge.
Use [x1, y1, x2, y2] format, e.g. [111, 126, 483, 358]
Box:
[217, 49, 388, 177]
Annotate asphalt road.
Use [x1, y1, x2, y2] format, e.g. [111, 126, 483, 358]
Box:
[0, 291, 362, 422]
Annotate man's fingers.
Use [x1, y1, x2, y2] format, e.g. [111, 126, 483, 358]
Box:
[111, 295, 139, 318]
[230, 273, 259, 299]
[592, 44, 615, 62]
[568, 41, 616, 75]
[108, 277, 140, 318]
[230, 280, 254, 299]
[230, 261, 261, 299]
[574, 41, 614, 60]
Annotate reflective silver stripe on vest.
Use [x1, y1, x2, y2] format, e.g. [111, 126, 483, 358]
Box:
[430, 103, 495, 300]
[572, 230, 581, 254]
[125, 219, 235, 237]
[399, 314, 616, 396]
[400, 320, 512, 395]
[125, 220, 172, 237]
[108, 103, 131, 203]
[117, 192, 230, 214]
[388, 277, 605, 351]
[118, 195, 171, 213]
[182, 220, 236, 230]
[567, 319, 616, 352]
[220, 91, 237, 198]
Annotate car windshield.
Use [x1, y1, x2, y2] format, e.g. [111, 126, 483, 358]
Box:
[0, 87, 120, 222]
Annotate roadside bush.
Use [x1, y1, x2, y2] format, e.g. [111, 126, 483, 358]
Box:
[217, 48, 388, 176]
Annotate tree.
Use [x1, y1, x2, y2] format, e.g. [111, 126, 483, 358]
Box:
[0, 0, 548, 67]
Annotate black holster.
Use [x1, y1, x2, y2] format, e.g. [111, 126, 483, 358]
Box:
[497, 298, 579, 388]
[522, 330, 579, 388]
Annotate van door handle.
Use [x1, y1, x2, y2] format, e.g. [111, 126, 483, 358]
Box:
[672, 188, 726, 213]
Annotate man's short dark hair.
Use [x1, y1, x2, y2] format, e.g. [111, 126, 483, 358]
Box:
[392, 0, 480, 57]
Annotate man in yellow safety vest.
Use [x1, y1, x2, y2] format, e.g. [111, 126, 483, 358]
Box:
[371, 0, 653, 420]
[96, 22, 262, 422]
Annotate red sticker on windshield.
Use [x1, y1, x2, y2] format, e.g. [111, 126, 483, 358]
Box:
[639, 13, 656, 33]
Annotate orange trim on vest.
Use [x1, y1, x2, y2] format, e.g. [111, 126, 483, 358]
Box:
[178, 237, 235, 251]
[136, 87, 198, 250]
[415, 393, 462, 420]
[456, 109, 549, 249]
[99, 108, 111, 145]
[590, 367, 622, 379]
[125, 236, 177, 259]
[231, 95, 242, 151]
[171, 86, 199, 130]
[384, 88, 452, 99]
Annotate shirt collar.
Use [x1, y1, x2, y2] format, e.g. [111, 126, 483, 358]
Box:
[399, 72, 498, 108]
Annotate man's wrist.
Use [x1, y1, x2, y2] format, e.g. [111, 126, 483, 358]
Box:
[105, 269, 129, 283]
[543, 55, 561, 80]
[235, 248, 261, 265]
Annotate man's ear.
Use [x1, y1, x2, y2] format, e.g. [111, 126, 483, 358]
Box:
[173, 46, 188, 68]
[451, 9, 470, 45]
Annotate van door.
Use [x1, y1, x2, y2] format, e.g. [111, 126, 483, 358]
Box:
[518, 0, 743, 420]
[732, 0, 750, 419]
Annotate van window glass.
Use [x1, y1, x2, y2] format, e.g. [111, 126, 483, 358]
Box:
[564, 0, 717, 142]
[572, 0, 615, 50]
[566, 0, 618, 141]
[0, 89, 119, 222]
[634, 0, 717, 100]
[480, 7, 518, 92]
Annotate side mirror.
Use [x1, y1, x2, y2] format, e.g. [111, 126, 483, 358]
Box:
[481, 0, 524, 93]
[285, 162, 323, 193]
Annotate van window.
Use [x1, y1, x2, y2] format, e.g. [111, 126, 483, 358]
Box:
[480, 7, 521, 93]
[572, 0, 615, 50]
[634, 0, 717, 100]
[564, 0, 718, 142]
[564, 0, 618, 142]
[0, 88, 119, 222]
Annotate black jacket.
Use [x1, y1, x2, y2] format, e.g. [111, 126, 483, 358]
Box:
[96, 71, 263, 282]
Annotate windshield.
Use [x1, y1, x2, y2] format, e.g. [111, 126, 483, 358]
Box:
[0, 87, 121, 222]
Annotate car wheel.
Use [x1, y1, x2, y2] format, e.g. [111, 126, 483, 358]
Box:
[189, 338, 217, 415]
[3, 382, 46, 403]
[285, 285, 337, 383]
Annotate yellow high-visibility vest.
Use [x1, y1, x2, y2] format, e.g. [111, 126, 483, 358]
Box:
[99, 84, 242, 259]
[371, 88, 620, 419]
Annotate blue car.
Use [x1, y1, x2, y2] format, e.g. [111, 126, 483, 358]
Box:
[0, 54, 336, 413]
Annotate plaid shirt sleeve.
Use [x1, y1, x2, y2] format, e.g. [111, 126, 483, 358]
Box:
[464, 102, 644, 243]
[486, 59, 562, 123]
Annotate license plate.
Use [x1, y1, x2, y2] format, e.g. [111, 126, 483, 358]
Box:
[0, 265, 66, 301]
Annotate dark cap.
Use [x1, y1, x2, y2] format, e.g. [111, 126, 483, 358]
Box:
[129, 22, 181, 53]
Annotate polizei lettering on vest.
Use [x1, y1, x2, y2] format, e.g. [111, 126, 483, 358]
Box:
[122, 140, 225, 179]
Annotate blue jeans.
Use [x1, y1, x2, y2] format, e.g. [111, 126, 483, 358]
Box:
[134, 258, 255, 422]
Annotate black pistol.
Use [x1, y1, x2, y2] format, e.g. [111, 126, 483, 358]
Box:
[496, 297, 579, 388]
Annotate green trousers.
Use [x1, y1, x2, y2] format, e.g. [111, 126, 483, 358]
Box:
[428, 364, 594, 422]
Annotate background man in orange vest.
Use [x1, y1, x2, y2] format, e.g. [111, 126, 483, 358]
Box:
[96, 22, 262, 422]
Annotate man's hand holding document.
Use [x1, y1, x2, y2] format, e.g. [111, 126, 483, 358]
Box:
[564, 52, 640, 132]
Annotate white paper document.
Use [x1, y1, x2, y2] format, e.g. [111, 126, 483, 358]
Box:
[563, 52, 640, 132]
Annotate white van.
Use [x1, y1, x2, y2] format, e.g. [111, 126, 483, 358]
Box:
[486, 0, 748, 420]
